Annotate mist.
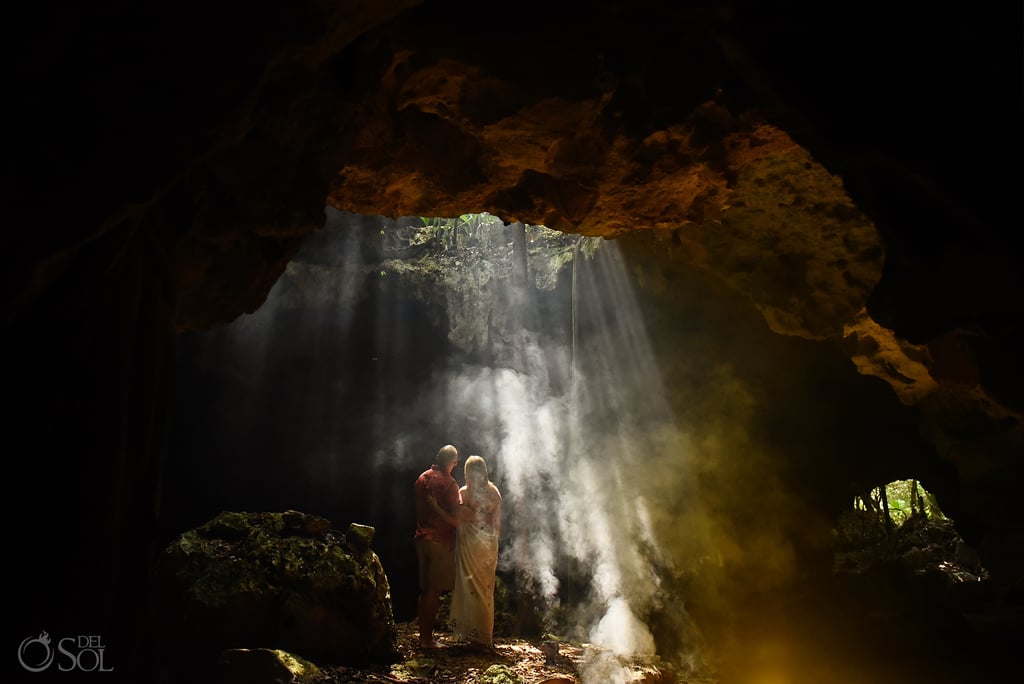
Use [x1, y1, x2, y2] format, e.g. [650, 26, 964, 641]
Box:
[166, 206, 916, 681]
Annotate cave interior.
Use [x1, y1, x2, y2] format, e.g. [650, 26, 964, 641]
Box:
[6, 1, 1022, 682]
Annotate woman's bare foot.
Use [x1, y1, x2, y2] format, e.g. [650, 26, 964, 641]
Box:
[418, 638, 447, 650]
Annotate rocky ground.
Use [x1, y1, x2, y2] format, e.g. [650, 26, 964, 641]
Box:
[284, 514, 1008, 683]
[309, 620, 692, 684]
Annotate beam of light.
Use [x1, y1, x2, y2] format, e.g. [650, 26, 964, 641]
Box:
[168, 210, 376, 511]
[169, 206, 967, 683]
[384, 214, 696, 675]
[171, 208, 710, 680]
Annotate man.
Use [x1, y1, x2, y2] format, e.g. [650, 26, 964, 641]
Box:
[413, 443, 461, 649]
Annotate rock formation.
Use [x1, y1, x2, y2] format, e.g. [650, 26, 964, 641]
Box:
[146, 511, 396, 681]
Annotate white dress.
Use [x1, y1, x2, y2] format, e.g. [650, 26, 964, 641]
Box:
[450, 499, 499, 646]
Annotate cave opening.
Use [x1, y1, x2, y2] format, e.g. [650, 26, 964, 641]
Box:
[166, 207, 710, 674]
[163, 206, 992, 682]
[834, 478, 991, 612]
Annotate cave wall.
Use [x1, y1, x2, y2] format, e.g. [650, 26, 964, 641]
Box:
[5, 0, 1021, 679]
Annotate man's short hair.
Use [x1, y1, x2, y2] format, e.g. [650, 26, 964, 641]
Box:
[436, 444, 458, 466]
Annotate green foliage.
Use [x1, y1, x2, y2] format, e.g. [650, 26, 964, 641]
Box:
[853, 479, 946, 527]
[415, 213, 507, 251]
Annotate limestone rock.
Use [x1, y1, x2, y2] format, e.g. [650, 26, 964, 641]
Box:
[147, 511, 398, 680]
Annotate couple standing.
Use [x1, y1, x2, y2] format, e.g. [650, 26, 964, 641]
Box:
[414, 444, 502, 650]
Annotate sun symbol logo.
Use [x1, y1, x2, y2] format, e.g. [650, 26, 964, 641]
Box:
[18, 631, 55, 672]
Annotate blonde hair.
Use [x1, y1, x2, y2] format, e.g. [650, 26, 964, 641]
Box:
[464, 454, 488, 482]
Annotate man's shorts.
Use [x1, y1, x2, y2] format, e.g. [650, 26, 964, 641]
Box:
[416, 538, 455, 592]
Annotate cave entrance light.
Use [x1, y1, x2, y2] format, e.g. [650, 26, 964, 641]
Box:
[379, 211, 704, 671]
[170, 207, 709, 678]
[837, 478, 989, 584]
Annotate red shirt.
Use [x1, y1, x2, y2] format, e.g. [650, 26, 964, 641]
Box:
[414, 465, 461, 549]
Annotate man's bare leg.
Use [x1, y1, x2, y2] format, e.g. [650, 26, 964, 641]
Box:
[417, 589, 444, 648]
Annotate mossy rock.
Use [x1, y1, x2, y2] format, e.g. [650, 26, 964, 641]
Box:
[147, 511, 398, 681]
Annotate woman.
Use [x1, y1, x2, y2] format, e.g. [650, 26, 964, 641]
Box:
[428, 454, 502, 650]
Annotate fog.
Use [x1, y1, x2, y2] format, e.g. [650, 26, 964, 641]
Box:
[166, 206, 924, 681]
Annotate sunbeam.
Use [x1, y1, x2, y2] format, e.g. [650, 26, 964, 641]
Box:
[368, 210, 701, 675]
[169, 203, 984, 682]
[169, 207, 717, 679]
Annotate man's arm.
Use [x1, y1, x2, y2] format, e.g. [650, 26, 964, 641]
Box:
[427, 493, 464, 527]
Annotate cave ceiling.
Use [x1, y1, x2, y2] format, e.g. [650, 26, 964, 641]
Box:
[169, 2, 1022, 538]
[6, 0, 1022, 589]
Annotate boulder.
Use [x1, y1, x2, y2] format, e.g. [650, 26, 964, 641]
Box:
[146, 511, 398, 681]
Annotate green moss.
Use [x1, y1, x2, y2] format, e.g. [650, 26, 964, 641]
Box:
[272, 649, 320, 682]
[479, 664, 523, 684]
